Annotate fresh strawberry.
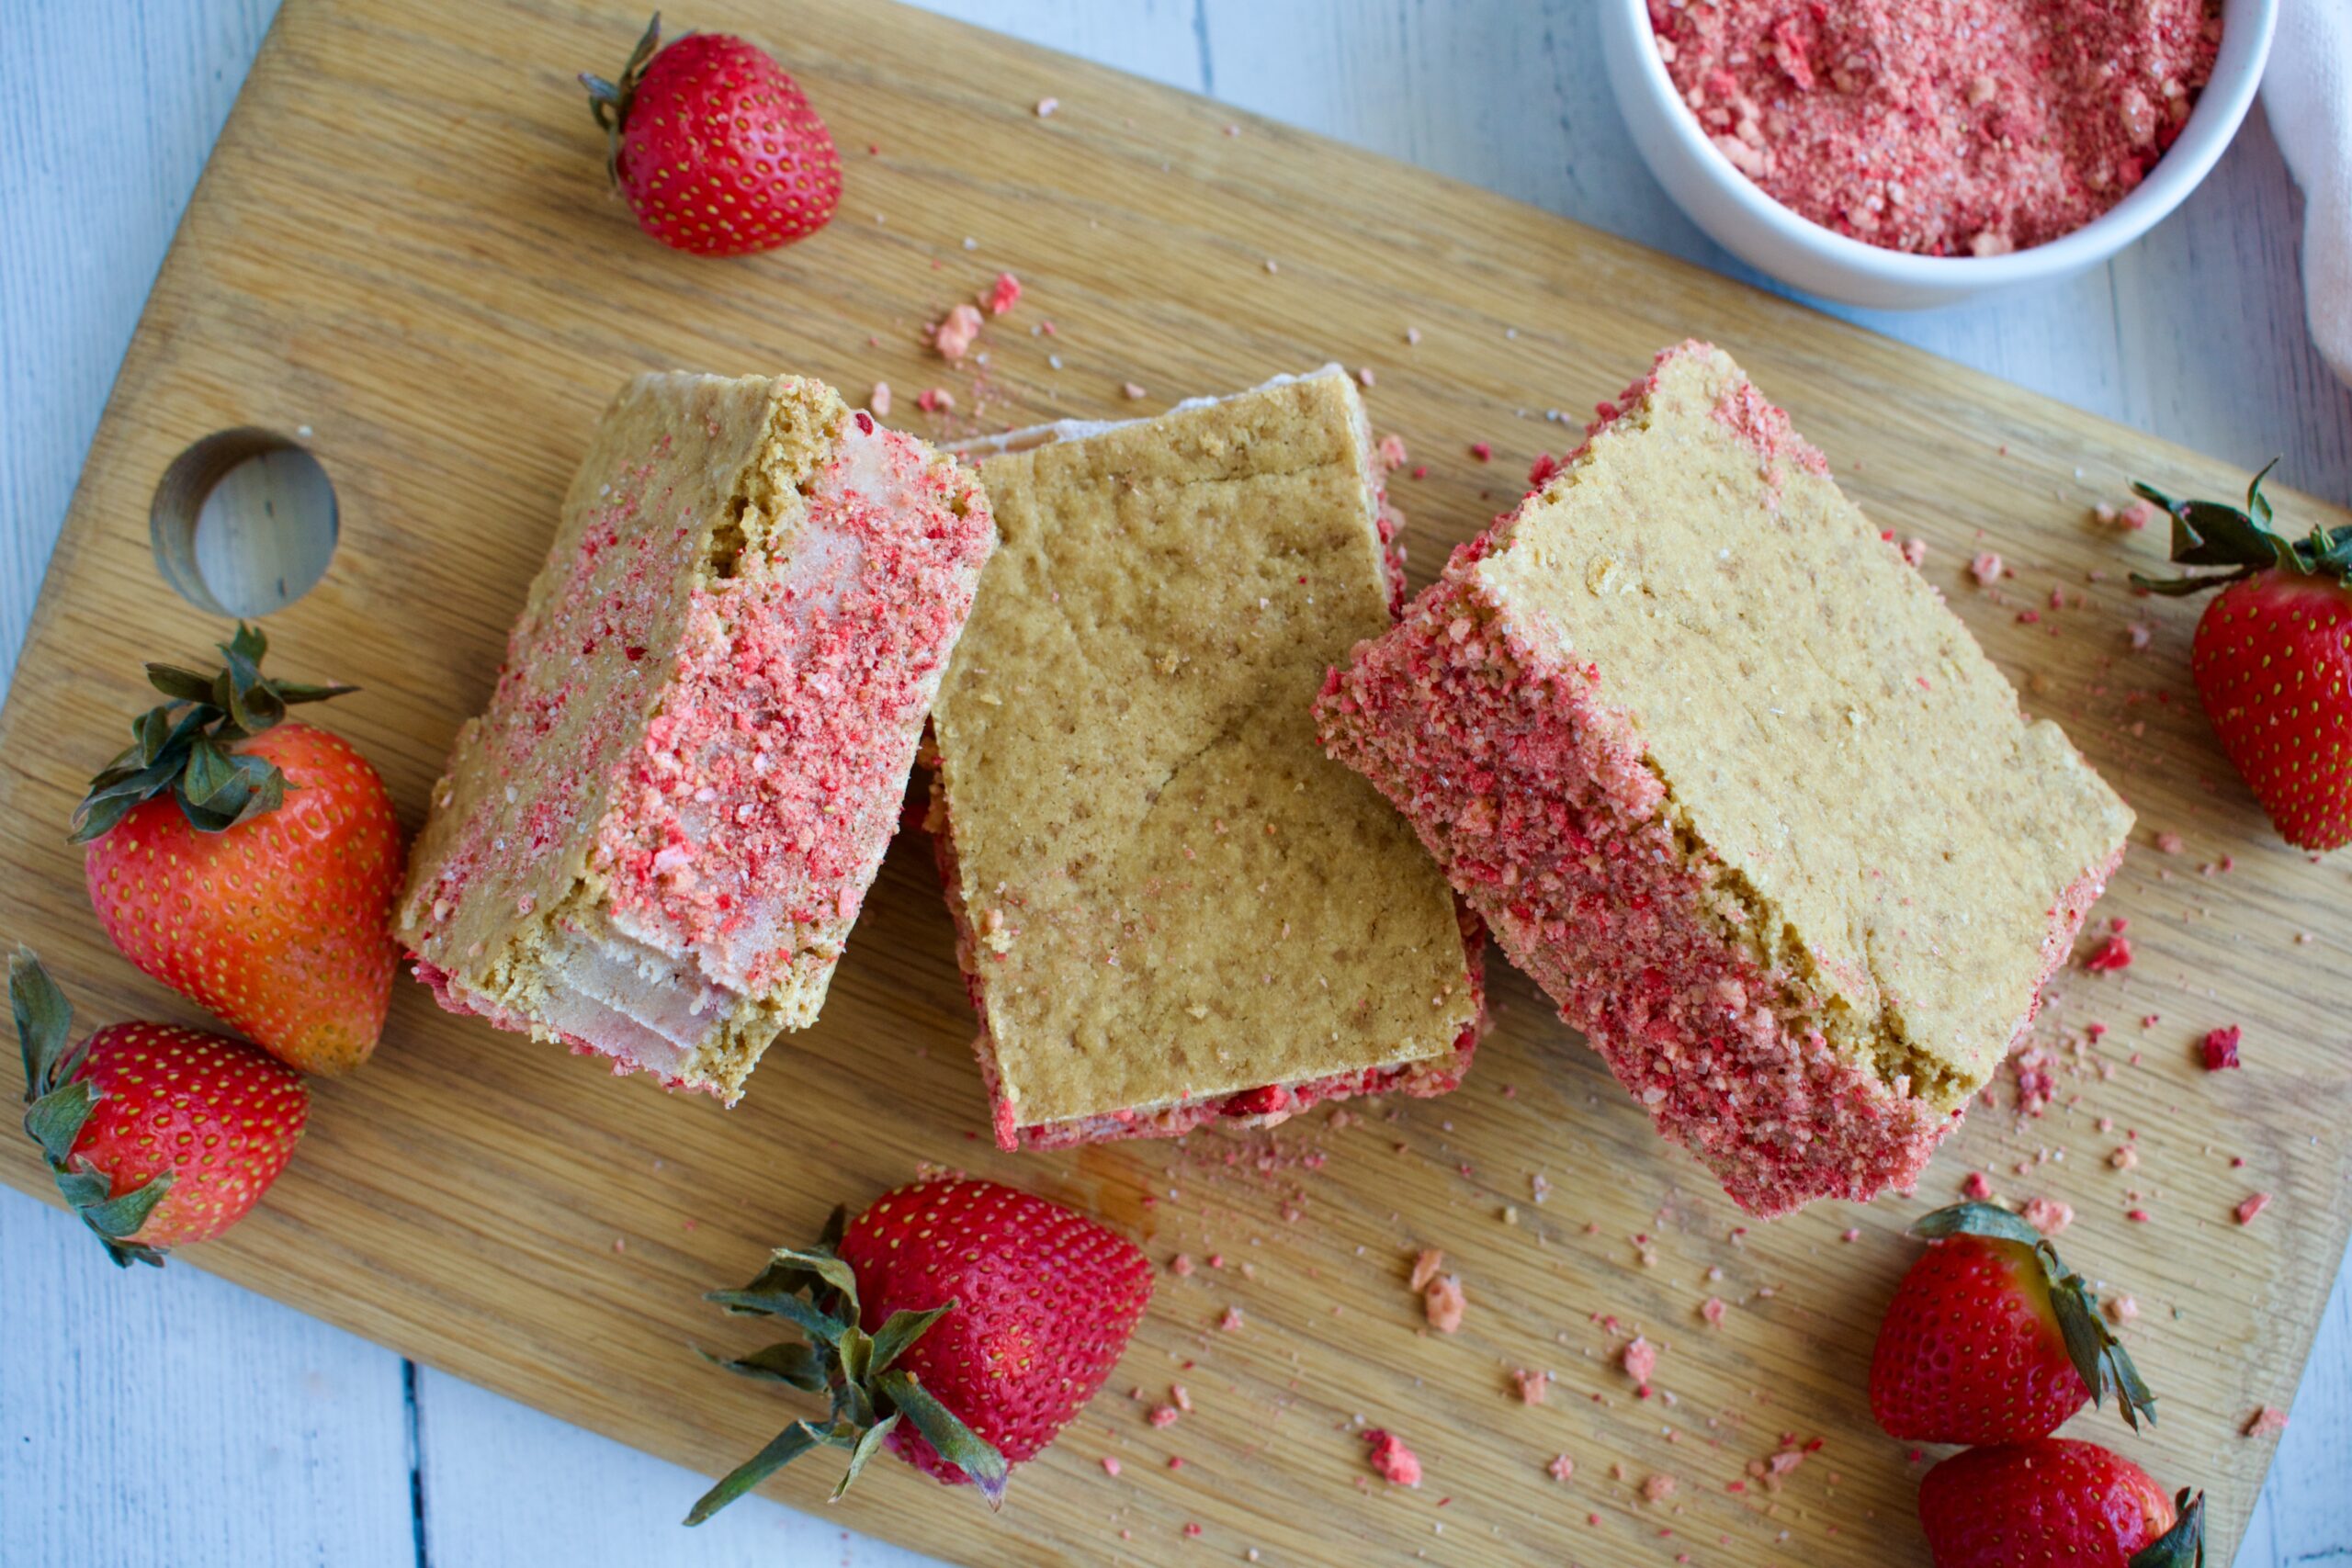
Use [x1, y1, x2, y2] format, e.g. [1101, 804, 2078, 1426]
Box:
[1919, 1441, 2204, 1568]
[2132, 463, 2352, 849]
[12, 949, 308, 1267]
[688, 1176, 1151, 1521]
[73, 624, 402, 1075]
[1870, 1202, 2155, 1445]
[581, 15, 842, 257]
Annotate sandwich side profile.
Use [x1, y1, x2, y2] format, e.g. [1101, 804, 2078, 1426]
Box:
[1316, 342, 2132, 1214]
[930, 370, 1484, 1150]
[399, 371, 993, 1101]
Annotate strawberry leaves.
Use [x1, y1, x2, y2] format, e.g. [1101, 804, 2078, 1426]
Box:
[2132, 1490, 2206, 1568]
[1913, 1202, 2158, 1433]
[688, 1214, 1009, 1525]
[70, 622, 355, 842]
[2130, 462, 2352, 597]
[9, 947, 169, 1268]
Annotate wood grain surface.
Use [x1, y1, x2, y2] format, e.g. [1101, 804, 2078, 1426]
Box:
[2, 3, 2346, 1564]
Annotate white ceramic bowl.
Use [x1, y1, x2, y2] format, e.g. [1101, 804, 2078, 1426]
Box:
[1600, 0, 2278, 310]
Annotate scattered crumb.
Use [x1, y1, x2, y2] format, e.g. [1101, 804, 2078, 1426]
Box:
[2105, 1294, 2139, 1325]
[1122, 381, 1148, 400]
[2110, 1145, 2139, 1171]
[1700, 1297, 1727, 1328]
[1148, 1404, 1181, 1428]
[868, 382, 893, 418]
[1642, 1472, 1679, 1504]
[915, 387, 955, 413]
[1548, 1453, 1576, 1483]
[1376, 434, 1409, 472]
[986, 272, 1022, 316]
[1623, 1337, 1658, 1389]
[933, 302, 984, 361]
[2022, 1196, 2074, 1236]
[2245, 1404, 2291, 1438]
[1424, 1273, 1467, 1334]
[1963, 1170, 1996, 1201]
[2234, 1191, 2273, 1226]
[1363, 1428, 1422, 1487]
[1511, 1369, 1551, 1405]
[1970, 551, 2004, 587]
[1170, 1253, 1195, 1277]
[2083, 934, 2133, 972]
[1219, 1306, 1245, 1333]
[2201, 1026, 2243, 1071]
[1469, 442, 1493, 462]
[1901, 537, 1927, 568]
[1035, 96, 1058, 117]
[1102, 1456, 1122, 1476]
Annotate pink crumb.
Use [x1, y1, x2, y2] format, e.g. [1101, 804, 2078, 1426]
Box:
[915, 387, 955, 414]
[2106, 1294, 2139, 1325]
[933, 302, 984, 361]
[1623, 1337, 1659, 1387]
[1901, 537, 1928, 568]
[868, 382, 893, 418]
[1363, 1428, 1423, 1487]
[2154, 831, 2185, 854]
[1034, 96, 1058, 117]
[1700, 1297, 1727, 1328]
[2235, 1191, 2273, 1226]
[1219, 1305, 1245, 1332]
[1511, 1369, 1551, 1405]
[986, 272, 1022, 315]
[1642, 1473, 1679, 1504]
[2120, 498, 2159, 530]
[1122, 381, 1148, 400]
[1148, 1405, 1181, 1429]
[2084, 934, 2133, 972]
[1377, 434, 1410, 472]
[1962, 1171, 1996, 1201]
[2022, 1196, 2074, 1236]
[2111, 1146, 2140, 1170]
[1408, 1247, 1444, 1292]
[1529, 452, 1565, 491]
[1548, 1453, 1576, 1483]
[2201, 1026, 2243, 1071]
[1102, 1456, 1122, 1476]
[1969, 551, 2004, 587]
[1469, 442, 1492, 462]
[1424, 1273, 1467, 1333]
[2245, 1404, 2291, 1438]
[1170, 1253, 1195, 1277]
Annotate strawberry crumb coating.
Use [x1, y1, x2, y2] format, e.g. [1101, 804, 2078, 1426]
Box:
[1316, 343, 2131, 1214]
[1649, 0, 2222, 256]
[929, 371, 1483, 1150]
[399, 372, 991, 1101]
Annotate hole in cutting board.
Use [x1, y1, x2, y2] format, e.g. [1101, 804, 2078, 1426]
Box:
[150, 429, 339, 616]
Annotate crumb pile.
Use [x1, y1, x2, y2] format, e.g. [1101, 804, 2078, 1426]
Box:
[1648, 0, 2223, 254]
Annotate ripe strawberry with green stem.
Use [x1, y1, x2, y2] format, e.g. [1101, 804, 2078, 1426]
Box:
[1919, 1440, 2204, 1567]
[1870, 1201, 2156, 1445]
[74, 623, 402, 1076]
[687, 1177, 1152, 1521]
[581, 14, 842, 257]
[2132, 462, 2352, 850]
[12, 948, 308, 1267]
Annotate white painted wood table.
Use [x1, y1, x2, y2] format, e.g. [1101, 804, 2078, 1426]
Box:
[4, 3, 2347, 1563]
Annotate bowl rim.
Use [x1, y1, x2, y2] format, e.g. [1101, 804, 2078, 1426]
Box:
[1612, 0, 2279, 282]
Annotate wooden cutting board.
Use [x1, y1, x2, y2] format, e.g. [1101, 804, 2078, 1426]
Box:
[5, 1, 2346, 1562]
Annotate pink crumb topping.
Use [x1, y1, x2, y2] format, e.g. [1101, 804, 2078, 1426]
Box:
[1623, 1337, 1659, 1386]
[1700, 1297, 1727, 1328]
[2235, 1191, 2272, 1225]
[1548, 1453, 1576, 1483]
[1511, 1369, 1551, 1405]
[986, 272, 1022, 315]
[1970, 551, 2005, 587]
[2106, 1294, 2139, 1325]
[1963, 1171, 1996, 1200]
[1648, 0, 2220, 255]
[1363, 1429, 1422, 1487]
[1408, 1248, 1445, 1292]
[587, 426, 989, 997]
[2201, 1025, 2243, 1070]
[1642, 1472, 1679, 1504]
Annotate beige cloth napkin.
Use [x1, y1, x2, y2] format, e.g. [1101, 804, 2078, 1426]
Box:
[2263, 0, 2352, 387]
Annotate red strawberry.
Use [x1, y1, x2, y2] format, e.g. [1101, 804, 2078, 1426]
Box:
[12, 949, 308, 1267]
[581, 15, 842, 256]
[688, 1177, 1151, 1521]
[74, 625, 402, 1075]
[1870, 1202, 2155, 1445]
[2132, 464, 2352, 849]
[1919, 1441, 2204, 1568]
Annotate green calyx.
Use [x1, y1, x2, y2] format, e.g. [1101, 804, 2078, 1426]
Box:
[579, 12, 669, 184]
[2129, 460, 2352, 598]
[69, 622, 354, 844]
[684, 1206, 1009, 1526]
[2131, 1490, 2206, 1568]
[1912, 1202, 2159, 1432]
[10, 947, 170, 1268]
